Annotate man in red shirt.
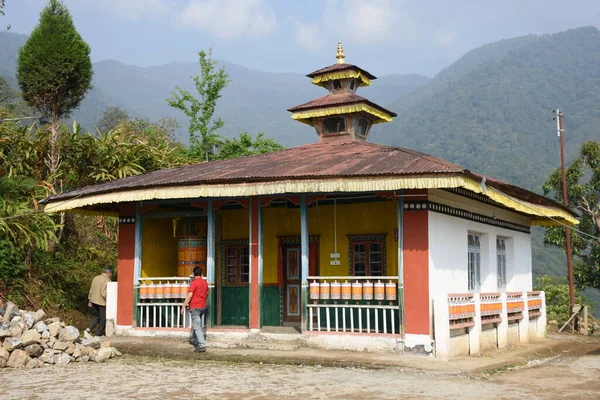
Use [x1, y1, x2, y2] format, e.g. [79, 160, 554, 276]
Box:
[181, 266, 209, 352]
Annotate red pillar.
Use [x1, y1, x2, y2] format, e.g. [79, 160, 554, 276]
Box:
[117, 220, 135, 326]
[403, 203, 430, 336]
[249, 197, 260, 329]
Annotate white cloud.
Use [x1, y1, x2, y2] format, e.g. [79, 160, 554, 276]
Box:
[294, 22, 324, 51]
[340, 0, 399, 42]
[174, 0, 276, 39]
[110, 0, 170, 20]
[436, 30, 458, 46]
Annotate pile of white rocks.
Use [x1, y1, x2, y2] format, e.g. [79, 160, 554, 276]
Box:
[0, 301, 122, 369]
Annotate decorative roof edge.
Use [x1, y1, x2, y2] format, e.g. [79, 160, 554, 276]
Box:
[311, 70, 371, 88]
[290, 103, 395, 125]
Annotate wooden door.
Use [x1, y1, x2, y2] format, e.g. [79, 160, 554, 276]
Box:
[283, 245, 301, 322]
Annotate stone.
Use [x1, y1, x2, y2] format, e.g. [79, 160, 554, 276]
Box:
[22, 313, 35, 329]
[72, 348, 81, 359]
[7, 349, 30, 368]
[80, 346, 92, 356]
[83, 330, 93, 339]
[94, 347, 113, 363]
[0, 328, 10, 339]
[0, 358, 6, 368]
[81, 337, 101, 349]
[113, 348, 122, 357]
[20, 329, 41, 346]
[3, 337, 23, 352]
[2, 302, 16, 322]
[0, 347, 9, 360]
[64, 343, 75, 355]
[88, 349, 97, 362]
[41, 330, 50, 340]
[58, 326, 80, 342]
[8, 320, 25, 338]
[105, 319, 116, 337]
[25, 344, 43, 358]
[34, 321, 48, 333]
[101, 340, 111, 348]
[52, 340, 69, 351]
[80, 355, 90, 363]
[54, 353, 71, 366]
[44, 317, 60, 325]
[26, 358, 43, 369]
[39, 351, 54, 364]
[32, 309, 46, 324]
[48, 322, 61, 337]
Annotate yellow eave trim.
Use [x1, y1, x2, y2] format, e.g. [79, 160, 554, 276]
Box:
[311, 70, 371, 87]
[43, 175, 577, 226]
[290, 103, 393, 125]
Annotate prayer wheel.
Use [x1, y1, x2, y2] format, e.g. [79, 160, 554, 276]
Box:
[177, 237, 207, 277]
[363, 280, 373, 300]
[351, 281, 363, 300]
[178, 283, 189, 299]
[164, 283, 173, 299]
[319, 282, 330, 300]
[385, 281, 397, 301]
[374, 281, 385, 300]
[155, 282, 165, 299]
[330, 281, 341, 300]
[341, 281, 352, 300]
[309, 281, 320, 300]
[147, 283, 157, 300]
[139, 283, 149, 300]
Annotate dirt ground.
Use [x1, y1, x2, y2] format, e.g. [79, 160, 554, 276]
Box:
[1, 336, 599, 399]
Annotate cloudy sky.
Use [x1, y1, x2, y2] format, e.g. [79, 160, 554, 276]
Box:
[4, 0, 600, 76]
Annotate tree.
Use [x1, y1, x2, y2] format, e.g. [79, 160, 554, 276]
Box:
[0, 76, 16, 105]
[96, 106, 129, 133]
[216, 132, 284, 160]
[17, 0, 92, 179]
[543, 141, 600, 289]
[167, 49, 229, 160]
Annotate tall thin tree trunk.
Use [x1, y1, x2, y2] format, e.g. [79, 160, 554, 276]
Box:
[48, 115, 66, 244]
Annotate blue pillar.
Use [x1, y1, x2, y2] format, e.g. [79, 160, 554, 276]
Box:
[300, 195, 309, 331]
[207, 199, 216, 327]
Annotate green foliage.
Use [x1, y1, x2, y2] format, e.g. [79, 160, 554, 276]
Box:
[16, 0, 92, 121]
[215, 132, 285, 160]
[542, 141, 600, 290]
[96, 106, 129, 132]
[534, 276, 590, 322]
[167, 49, 229, 160]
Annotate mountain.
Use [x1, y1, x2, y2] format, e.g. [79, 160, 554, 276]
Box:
[0, 32, 428, 147]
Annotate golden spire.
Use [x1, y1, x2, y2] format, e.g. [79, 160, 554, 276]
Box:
[335, 41, 346, 64]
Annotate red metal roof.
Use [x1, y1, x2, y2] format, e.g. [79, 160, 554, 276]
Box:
[306, 63, 377, 80]
[45, 139, 465, 201]
[287, 92, 397, 117]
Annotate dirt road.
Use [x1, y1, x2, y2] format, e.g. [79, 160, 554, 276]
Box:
[1, 345, 599, 400]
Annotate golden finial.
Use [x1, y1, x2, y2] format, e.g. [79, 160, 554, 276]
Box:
[335, 41, 346, 64]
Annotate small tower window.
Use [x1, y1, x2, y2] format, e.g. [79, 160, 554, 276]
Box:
[349, 80, 356, 91]
[356, 118, 368, 136]
[332, 80, 342, 90]
[323, 117, 346, 133]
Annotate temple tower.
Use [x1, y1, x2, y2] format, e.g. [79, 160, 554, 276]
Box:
[288, 42, 397, 141]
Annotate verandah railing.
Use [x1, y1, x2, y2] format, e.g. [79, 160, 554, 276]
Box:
[135, 277, 204, 329]
[306, 276, 401, 335]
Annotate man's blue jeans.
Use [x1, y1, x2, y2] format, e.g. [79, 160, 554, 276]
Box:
[190, 308, 206, 349]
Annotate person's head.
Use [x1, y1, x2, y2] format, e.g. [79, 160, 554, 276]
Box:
[104, 267, 114, 278]
[193, 267, 203, 277]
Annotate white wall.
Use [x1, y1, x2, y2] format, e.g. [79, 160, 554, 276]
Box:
[428, 211, 532, 297]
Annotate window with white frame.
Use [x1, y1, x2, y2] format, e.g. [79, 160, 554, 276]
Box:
[468, 234, 481, 291]
[497, 238, 507, 288]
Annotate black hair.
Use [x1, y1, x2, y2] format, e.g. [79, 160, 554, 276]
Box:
[193, 267, 202, 277]
[104, 267, 114, 274]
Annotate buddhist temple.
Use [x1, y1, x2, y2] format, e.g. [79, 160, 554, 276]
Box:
[42, 43, 576, 359]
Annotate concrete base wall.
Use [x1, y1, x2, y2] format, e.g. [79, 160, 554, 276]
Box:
[507, 322, 519, 344]
[302, 333, 400, 354]
[480, 325, 498, 351]
[528, 319, 539, 338]
[448, 332, 469, 359]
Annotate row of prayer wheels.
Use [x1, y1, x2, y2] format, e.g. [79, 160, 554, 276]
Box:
[139, 282, 189, 300]
[310, 280, 397, 301]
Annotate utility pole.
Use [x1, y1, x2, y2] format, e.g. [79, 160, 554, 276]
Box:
[555, 110, 576, 309]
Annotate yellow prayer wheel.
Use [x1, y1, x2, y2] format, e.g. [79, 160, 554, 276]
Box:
[155, 282, 165, 299]
[164, 283, 173, 299]
[374, 281, 385, 300]
[147, 284, 157, 300]
[385, 281, 397, 301]
[139, 284, 149, 300]
[309, 281, 320, 300]
[330, 281, 341, 300]
[341, 281, 352, 300]
[319, 282, 330, 300]
[363, 280, 373, 300]
[179, 283, 189, 299]
[351, 281, 363, 300]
